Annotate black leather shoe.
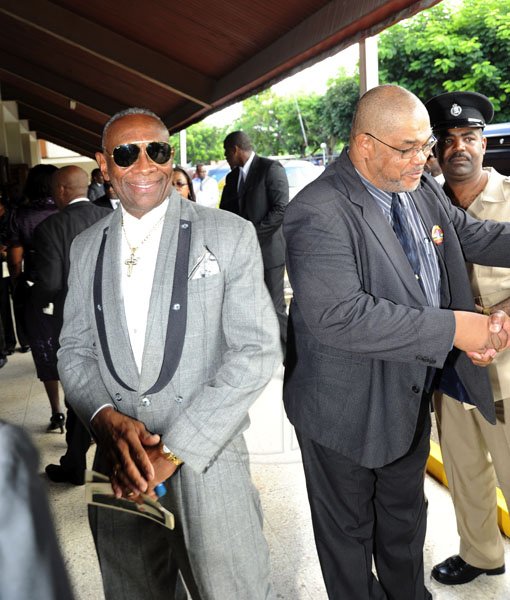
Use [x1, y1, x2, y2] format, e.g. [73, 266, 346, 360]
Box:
[432, 555, 505, 585]
[19, 345, 30, 353]
[0, 356, 7, 369]
[45, 464, 85, 486]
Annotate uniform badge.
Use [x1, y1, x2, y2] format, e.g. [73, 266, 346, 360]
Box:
[431, 225, 444, 245]
[450, 103, 462, 117]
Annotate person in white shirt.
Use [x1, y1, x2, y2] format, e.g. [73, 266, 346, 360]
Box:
[192, 164, 219, 208]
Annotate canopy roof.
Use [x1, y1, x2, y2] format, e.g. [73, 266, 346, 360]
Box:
[0, 0, 440, 157]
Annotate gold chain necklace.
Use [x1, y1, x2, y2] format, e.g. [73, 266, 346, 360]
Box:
[121, 213, 165, 276]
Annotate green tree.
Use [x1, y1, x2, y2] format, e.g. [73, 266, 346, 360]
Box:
[171, 122, 227, 166]
[319, 70, 360, 153]
[379, 0, 510, 119]
[232, 90, 325, 157]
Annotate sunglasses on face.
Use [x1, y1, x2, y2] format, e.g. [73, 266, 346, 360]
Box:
[174, 181, 189, 188]
[107, 141, 173, 168]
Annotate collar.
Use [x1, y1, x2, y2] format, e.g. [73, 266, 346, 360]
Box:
[477, 167, 510, 204]
[241, 151, 256, 177]
[121, 198, 169, 231]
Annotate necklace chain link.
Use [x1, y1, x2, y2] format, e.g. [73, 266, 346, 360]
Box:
[121, 214, 165, 276]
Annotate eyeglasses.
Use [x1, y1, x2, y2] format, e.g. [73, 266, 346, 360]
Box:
[365, 133, 437, 159]
[173, 181, 189, 188]
[106, 141, 173, 168]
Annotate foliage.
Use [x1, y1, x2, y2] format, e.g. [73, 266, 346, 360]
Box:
[171, 122, 227, 167]
[379, 0, 510, 120]
[318, 71, 360, 153]
[177, 0, 510, 162]
[233, 90, 325, 157]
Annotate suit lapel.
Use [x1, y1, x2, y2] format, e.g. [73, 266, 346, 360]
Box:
[336, 154, 425, 303]
[139, 193, 194, 396]
[413, 183, 450, 306]
[100, 209, 140, 390]
[138, 196, 181, 394]
[238, 155, 259, 214]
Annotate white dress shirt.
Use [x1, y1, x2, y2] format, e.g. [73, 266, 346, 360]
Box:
[192, 176, 219, 208]
[120, 199, 168, 372]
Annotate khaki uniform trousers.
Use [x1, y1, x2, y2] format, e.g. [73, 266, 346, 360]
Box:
[434, 393, 510, 569]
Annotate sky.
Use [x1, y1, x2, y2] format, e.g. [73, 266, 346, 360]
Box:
[204, 43, 360, 127]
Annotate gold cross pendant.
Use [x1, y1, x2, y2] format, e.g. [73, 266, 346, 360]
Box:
[125, 252, 138, 277]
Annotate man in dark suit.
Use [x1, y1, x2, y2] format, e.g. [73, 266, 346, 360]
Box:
[283, 85, 510, 600]
[87, 167, 105, 201]
[93, 181, 120, 211]
[220, 131, 289, 350]
[32, 165, 109, 485]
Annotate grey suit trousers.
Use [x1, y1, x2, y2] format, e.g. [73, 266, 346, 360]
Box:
[90, 436, 275, 600]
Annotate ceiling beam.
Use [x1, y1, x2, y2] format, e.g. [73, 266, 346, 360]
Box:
[35, 130, 98, 158]
[18, 106, 101, 151]
[2, 84, 102, 135]
[0, 53, 122, 117]
[0, 0, 214, 108]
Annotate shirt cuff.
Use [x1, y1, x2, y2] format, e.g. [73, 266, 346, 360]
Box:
[90, 403, 115, 423]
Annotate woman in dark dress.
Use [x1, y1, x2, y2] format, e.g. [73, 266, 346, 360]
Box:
[7, 164, 64, 432]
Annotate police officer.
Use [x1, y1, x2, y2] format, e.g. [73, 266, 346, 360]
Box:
[426, 91, 510, 586]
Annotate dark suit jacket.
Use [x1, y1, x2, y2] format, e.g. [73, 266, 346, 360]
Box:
[283, 149, 510, 469]
[32, 199, 109, 329]
[93, 195, 116, 210]
[220, 155, 289, 268]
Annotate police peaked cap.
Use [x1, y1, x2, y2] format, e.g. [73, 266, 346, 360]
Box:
[425, 91, 494, 131]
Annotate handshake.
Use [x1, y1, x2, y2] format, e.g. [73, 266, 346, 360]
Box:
[465, 310, 510, 367]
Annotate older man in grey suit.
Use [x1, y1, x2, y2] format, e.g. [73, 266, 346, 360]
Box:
[283, 85, 510, 600]
[58, 108, 281, 600]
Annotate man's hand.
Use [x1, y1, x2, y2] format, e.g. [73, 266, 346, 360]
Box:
[141, 444, 180, 500]
[91, 407, 160, 498]
[464, 310, 510, 367]
[488, 310, 509, 351]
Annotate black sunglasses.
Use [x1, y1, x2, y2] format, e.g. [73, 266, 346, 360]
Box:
[107, 141, 173, 168]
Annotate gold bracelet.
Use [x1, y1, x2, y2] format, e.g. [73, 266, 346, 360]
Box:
[161, 448, 184, 466]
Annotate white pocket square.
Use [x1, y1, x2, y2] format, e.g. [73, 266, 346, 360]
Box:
[189, 248, 220, 280]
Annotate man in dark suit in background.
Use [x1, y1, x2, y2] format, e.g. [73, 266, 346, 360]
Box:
[32, 165, 109, 485]
[220, 131, 289, 351]
[93, 181, 120, 211]
[283, 84, 510, 600]
[87, 167, 105, 202]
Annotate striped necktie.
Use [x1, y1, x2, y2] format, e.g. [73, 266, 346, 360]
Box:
[391, 193, 421, 283]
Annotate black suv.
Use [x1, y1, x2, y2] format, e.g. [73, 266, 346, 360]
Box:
[483, 122, 510, 175]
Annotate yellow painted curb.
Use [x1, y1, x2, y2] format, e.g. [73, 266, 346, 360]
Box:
[427, 441, 510, 538]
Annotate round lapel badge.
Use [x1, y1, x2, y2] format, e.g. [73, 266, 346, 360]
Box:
[431, 225, 444, 245]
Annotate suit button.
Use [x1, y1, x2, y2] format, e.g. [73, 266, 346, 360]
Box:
[114, 393, 122, 401]
[175, 395, 183, 403]
[141, 397, 151, 407]
[412, 385, 420, 394]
